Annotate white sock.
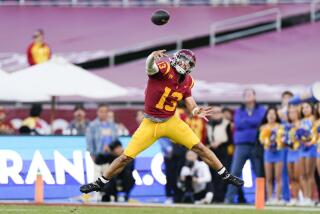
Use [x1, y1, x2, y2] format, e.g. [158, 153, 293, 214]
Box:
[217, 167, 226, 175]
[99, 176, 109, 184]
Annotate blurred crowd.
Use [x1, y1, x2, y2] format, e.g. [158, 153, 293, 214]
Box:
[0, 103, 129, 136]
[1, 89, 320, 206]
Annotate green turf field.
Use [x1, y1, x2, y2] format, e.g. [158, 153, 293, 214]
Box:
[0, 205, 319, 214]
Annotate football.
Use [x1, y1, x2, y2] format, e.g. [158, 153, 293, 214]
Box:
[151, 9, 170, 26]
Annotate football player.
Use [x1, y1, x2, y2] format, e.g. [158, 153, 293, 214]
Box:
[80, 49, 244, 194]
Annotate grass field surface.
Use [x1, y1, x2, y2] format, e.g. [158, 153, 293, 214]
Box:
[0, 203, 319, 214]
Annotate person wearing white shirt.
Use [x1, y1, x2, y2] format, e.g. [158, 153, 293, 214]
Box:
[179, 151, 213, 204]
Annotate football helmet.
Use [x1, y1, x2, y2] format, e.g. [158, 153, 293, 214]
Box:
[170, 49, 196, 75]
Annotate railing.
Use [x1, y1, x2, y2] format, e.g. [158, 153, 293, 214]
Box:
[0, 0, 315, 7]
[2, 1, 319, 70]
[210, 8, 282, 45]
[108, 36, 182, 67]
[310, 0, 320, 22]
[0, 36, 182, 70]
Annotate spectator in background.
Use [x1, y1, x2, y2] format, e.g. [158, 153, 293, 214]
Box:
[178, 151, 213, 204]
[278, 91, 294, 122]
[27, 29, 51, 66]
[0, 106, 14, 135]
[67, 105, 89, 135]
[107, 111, 129, 136]
[97, 140, 135, 202]
[206, 105, 233, 202]
[299, 102, 317, 206]
[284, 105, 302, 206]
[19, 126, 33, 135]
[86, 104, 118, 201]
[314, 103, 320, 202]
[259, 107, 285, 205]
[21, 104, 50, 135]
[186, 114, 207, 144]
[225, 88, 266, 203]
[222, 107, 234, 123]
[278, 91, 294, 202]
[177, 102, 207, 144]
[222, 106, 246, 203]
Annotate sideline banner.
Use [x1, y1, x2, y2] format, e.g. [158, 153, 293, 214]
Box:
[0, 136, 255, 202]
[0, 136, 166, 201]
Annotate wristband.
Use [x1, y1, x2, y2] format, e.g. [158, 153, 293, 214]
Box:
[192, 107, 200, 116]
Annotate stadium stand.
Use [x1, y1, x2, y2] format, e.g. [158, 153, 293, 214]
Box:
[88, 21, 320, 103]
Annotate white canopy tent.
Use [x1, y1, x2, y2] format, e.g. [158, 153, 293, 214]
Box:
[9, 57, 127, 99]
[0, 69, 49, 102]
[8, 58, 128, 130]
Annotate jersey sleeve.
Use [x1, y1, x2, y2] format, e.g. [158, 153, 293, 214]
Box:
[155, 61, 171, 75]
[183, 76, 195, 99]
[27, 43, 35, 65]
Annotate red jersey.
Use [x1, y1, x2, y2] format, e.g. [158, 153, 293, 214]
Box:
[144, 60, 195, 119]
[27, 42, 51, 66]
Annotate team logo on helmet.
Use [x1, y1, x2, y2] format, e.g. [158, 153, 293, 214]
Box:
[170, 49, 196, 75]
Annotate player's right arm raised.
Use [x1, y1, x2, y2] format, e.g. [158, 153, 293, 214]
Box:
[146, 49, 168, 75]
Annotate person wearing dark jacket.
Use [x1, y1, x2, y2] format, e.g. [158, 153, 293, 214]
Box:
[225, 89, 266, 203]
[207, 105, 233, 202]
[96, 140, 135, 202]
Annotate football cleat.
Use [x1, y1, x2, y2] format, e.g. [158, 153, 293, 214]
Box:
[219, 169, 244, 187]
[80, 178, 105, 194]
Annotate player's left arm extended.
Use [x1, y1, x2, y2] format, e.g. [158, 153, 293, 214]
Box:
[185, 96, 214, 122]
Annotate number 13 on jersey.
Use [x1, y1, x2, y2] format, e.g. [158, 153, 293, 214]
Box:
[155, 87, 183, 112]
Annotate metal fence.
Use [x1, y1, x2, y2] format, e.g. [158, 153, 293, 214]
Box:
[0, 0, 316, 7]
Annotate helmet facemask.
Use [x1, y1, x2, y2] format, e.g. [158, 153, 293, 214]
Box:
[171, 51, 195, 75]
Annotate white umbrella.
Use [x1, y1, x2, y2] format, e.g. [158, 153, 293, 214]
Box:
[0, 69, 49, 102]
[9, 58, 128, 131]
[9, 57, 127, 99]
